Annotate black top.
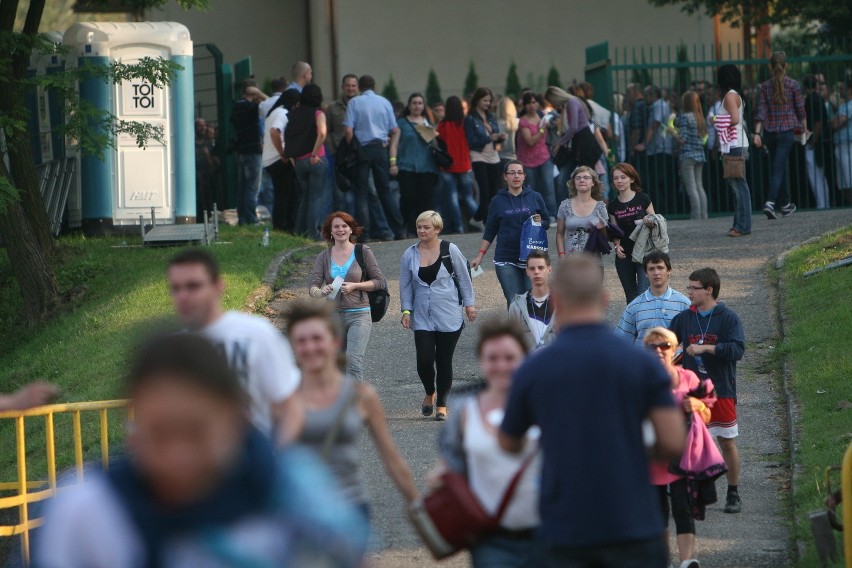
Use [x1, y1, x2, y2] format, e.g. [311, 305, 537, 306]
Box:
[231, 99, 261, 154]
[418, 256, 442, 285]
[284, 105, 320, 159]
[606, 192, 652, 257]
[805, 92, 830, 143]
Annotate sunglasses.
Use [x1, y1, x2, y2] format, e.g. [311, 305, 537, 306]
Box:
[646, 342, 673, 351]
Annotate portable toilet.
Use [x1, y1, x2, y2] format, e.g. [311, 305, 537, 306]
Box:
[63, 22, 195, 234]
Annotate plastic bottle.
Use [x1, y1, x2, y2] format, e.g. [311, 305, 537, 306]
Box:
[261, 227, 270, 247]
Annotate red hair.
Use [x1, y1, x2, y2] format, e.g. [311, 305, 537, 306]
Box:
[610, 162, 643, 192]
[320, 211, 363, 242]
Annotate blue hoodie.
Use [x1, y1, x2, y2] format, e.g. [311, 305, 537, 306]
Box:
[482, 185, 550, 264]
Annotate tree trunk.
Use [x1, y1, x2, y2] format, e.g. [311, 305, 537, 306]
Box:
[0, 201, 60, 325]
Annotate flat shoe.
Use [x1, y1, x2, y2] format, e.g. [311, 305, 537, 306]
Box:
[728, 229, 745, 237]
[421, 404, 433, 417]
[435, 408, 447, 421]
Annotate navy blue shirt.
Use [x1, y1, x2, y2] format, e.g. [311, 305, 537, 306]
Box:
[501, 323, 675, 547]
[482, 186, 549, 265]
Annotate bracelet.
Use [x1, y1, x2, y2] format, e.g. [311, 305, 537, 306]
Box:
[478, 249, 487, 254]
[402, 310, 411, 315]
[559, 252, 565, 257]
[539, 128, 545, 134]
[389, 157, 397, 163]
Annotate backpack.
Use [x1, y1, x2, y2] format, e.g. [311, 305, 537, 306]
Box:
[439, 240, 470, 306]
[354, 244, 390, 322]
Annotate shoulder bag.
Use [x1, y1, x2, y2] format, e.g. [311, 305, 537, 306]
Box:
[354, 244, 390, 322]
[407, 449, 536, 560]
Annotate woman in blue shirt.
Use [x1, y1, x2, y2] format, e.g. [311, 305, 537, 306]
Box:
[465, 88, 507, 223]
[390, 93, 439, 236]
[400, 211, 476, 421]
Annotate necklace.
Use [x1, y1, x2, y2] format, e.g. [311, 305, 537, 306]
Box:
[694, 308, 714, 344]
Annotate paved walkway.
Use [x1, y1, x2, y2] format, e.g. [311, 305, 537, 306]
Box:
[270, 209, 851, 568]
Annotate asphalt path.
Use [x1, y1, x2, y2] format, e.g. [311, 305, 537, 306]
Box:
[270, 208, 851, 568]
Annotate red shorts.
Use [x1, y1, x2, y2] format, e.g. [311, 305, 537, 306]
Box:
[708, 397, 738, 438]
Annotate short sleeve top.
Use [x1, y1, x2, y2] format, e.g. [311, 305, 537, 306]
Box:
[557, 199, 608, 255]
[607, 192, 652, 257]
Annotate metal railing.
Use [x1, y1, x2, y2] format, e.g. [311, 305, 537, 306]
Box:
[0, 400, 130, 565]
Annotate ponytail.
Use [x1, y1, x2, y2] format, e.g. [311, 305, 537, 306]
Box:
[770, 51, 787, 105]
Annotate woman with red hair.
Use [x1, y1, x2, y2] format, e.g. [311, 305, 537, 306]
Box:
[308, 211, 387, 381]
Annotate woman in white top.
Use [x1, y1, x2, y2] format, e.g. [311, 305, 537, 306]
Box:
[716, 64, 752, 237]
[430, 315, 541, 568]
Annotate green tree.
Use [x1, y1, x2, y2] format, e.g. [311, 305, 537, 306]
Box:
[463, 61, 478, 98]
[675, 43, 691, 92]
[505, 62, 521, 101]
[546, 64, 562, 89]
[645, 0, 852, 43]
[382, 75, 400, 103]
[0, 0, 207, 325]
[425, 68, 442, 106]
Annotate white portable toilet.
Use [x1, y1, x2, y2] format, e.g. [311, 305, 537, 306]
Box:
[63, 22, 195, 234]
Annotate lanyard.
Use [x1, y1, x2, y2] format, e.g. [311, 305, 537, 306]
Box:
[694, 308, 714, 345]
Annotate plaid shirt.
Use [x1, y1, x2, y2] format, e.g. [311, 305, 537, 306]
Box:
[755, 76, 806, 132]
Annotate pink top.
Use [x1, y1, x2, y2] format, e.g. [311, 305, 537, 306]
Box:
[649, 367, 700, 485]
[296, 110, 327, 160]
[516, 116, 550, 168]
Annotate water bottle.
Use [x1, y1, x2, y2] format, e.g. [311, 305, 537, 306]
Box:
[261, 227, 270, 247]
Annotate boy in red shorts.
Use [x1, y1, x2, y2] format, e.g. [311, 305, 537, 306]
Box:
[670, 267, 745, 513]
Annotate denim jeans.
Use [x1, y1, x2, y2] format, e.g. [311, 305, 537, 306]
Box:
[543, 537, 668, 568]
[555, 161, 575, 205]
[764, 129, 795, 207]
[440, 171, 478, 233]
[679, 158, 707, 219]
[804, 146, 830, 209]
[339, 310, 372, 381]
[356, 143, 404, 238]
[727, 147, 752, 234]
[237, 153, 262, 225]
[266, 159, 297, 233]
[470, 535, 541, 568]
[614, 256, 649, 304]
[294, 157, 329, 240]
[258, 169, 275, 217]
[495, 263, 531, 307]
[526, 159, 558, 218]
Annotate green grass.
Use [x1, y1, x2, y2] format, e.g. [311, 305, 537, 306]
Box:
[0, 226, 307, 491]
[779, 226, 852, 567]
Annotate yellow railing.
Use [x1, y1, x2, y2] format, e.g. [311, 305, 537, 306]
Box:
[0, 400, 130, 565]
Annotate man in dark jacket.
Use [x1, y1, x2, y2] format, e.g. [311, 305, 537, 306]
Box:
[231, 80, 268, 225]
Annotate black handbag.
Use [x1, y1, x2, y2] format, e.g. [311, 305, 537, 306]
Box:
[431, 137, 454, 169]
[354, 244, 390, 322]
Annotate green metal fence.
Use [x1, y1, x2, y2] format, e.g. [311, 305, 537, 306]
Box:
[585, 40, 852, 218]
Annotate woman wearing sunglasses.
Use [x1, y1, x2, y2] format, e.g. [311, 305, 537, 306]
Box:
[643, 327, 713, 568]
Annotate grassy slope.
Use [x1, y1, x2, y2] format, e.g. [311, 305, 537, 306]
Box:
[0, 226, 306, 481]
[780, 227, 852, 567]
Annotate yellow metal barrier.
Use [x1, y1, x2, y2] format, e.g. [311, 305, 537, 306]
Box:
[0, 400, 129, 565]
[844, 440, 852, 568]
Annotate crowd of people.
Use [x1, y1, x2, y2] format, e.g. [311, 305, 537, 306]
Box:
[213, 51, 849, 249]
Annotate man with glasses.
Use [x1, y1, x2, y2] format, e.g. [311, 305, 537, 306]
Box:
[669, 267, 745, 514]
[615, 251, 690, 343]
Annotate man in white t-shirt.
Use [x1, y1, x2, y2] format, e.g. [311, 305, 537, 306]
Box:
[167, 249, 302, 444]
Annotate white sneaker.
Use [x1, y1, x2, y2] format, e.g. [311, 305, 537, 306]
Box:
[679, 560, 700, 568]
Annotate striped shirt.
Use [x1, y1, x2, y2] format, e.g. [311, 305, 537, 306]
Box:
[614, 287, 691, 342]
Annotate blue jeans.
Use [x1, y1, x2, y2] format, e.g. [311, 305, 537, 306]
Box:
[258, 169, 275, 217]
[495, 263, 530, 307]
[527, 160, 558, 218]
[356, 143, 403, 238]
[614, 256, 649, 304]
[543, 537, 668, 568]
[339, 310, 372, 381]
[237, 153, 262, 225]
[764, 130, 795, 207]
[294, 157, 329, 240]
[470, 535, 541, 568]
[440, 171, 477, 233]
[727, 147, 752, 234]
[556, 162, 575, 205]
[327, 154, 355, 215]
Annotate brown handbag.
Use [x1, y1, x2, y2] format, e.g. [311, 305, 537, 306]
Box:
[722, 154, 745, 179]
[407, 451, 536, 560]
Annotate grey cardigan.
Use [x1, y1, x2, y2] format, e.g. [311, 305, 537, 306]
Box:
[399, 240, 474, 332]
[508, 292, 557, 350]
[309, 245, 385, 310]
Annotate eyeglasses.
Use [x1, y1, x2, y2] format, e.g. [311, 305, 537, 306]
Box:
[506, 171, 525, 176]
[574, 175, 593, 181]
[685, 285, 706, 291]
[645, 342, 673, 351]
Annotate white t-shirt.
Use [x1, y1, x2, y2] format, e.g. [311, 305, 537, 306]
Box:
[202, 311, 300, 434]
[261, 107, 289, 168]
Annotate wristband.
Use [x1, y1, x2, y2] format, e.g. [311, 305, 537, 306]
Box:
[479, 249, 487, 254]
[389, 157, 397, 163]
[559, 252, 565, 257]
[402, 310, 411, 315]
[539, 128, 545, 134]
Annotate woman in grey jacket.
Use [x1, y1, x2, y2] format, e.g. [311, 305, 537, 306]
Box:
[400, 210, 476, 421]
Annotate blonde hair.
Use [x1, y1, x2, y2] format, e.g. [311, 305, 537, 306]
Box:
[643, 326, 678, 346]
[415, 210, 444, 231]
[567, 166, 604, 201]
[769, 51, 787, 105]
[681, 91, 707, 139]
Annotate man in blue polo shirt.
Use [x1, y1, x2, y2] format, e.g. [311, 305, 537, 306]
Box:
[500, 253, 685, 568]
[615, 250, 691, 342]
[344, 74, 404, 241]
